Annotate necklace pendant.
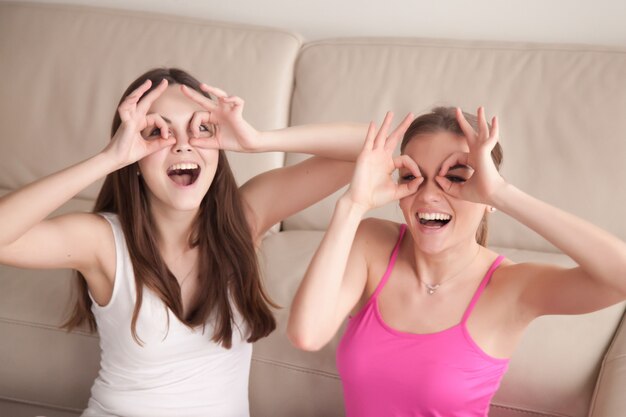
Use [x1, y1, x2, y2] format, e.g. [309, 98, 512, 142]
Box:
[425, 284, 440, 295]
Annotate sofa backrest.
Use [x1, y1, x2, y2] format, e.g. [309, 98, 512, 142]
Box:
[0, 2, 300, 199]
[284, 38, 626, 253]
[0, 2, 300, 412]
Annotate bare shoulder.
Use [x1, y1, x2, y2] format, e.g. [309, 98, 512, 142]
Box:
[354, 218, 403, 253]
[51, 212, 116, 282]
[353, 219, 403, 274]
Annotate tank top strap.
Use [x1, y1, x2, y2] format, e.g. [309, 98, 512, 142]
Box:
[371, 224, 407, 299]
[461, 255, 505, 324]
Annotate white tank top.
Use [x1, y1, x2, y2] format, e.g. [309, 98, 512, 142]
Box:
[82, 213, 252, 417]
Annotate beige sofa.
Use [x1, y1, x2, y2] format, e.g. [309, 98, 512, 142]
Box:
[1, 2, 626, 417]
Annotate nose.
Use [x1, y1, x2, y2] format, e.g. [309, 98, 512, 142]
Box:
[170, 130, 193, 154]
[419, 178, 443, 203]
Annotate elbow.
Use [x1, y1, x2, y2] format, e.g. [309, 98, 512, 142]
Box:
[286, 323, 326, 352]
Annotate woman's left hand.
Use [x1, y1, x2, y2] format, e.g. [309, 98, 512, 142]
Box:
[181, 83, 262, 152]
[435, 107, 507, 205]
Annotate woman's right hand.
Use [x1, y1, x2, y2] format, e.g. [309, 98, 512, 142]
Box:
[344, 112, 422, 212]
[104, 79, 176, 167]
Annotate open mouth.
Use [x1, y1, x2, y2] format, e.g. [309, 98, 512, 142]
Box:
[166, 162, 201, 187]
[417, 212, 452, 229]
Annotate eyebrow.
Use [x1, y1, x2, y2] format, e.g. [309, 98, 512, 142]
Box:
[410, 163, 471, 173]
[447, 164, 470, 171]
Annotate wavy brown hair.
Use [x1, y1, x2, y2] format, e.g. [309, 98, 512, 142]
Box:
[64, 68, 276, 348]
[400, 106, 504, 246]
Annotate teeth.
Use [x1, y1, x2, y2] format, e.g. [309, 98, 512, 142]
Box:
[168, 162, 199, 172]
[418, 212, 451, 221]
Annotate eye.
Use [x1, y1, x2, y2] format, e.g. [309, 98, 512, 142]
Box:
[146, 127, 161, 138]
[446, 175, 466, 183]
[198, 124, 215, 136]
[400, 173, 416, 182]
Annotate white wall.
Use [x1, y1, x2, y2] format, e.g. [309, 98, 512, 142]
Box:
[19, 0, 626, 46]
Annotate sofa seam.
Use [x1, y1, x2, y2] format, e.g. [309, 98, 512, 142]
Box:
[490, 403, 573, 417]
[0, 317, 96, 338]
[252, 356, 340, 380]
[2, 1, 303, 46]
[587, 305, 626, 416]
[299, 38, 626, 56]
[0, 394, 82, 414]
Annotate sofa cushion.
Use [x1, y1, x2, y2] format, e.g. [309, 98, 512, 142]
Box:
[0, 2, 301, 195]
[284, 37, 626, 254]
[256, 230, 625, 417]
[0, 3, 301, 412]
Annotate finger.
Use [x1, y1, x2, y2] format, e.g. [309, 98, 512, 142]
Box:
[395, 177, 423, 200]
[200, 83, 228, 99]
[136, 79, 169, 114]
[189, 111, 212, 138]
[189, 136, 220, 150]
[118, 80, 153, 120]
[146, 136, 176, 154]
[394, 154, 421, 179]
[384, 112, 414, 152]
[438, 151, 470, 176]
[455, 107, 477, 144]
[373, 111, 394, 149]
[363, 121, 377, 150]
[145, 113, 170, 139]
[124, 79, 152, 106]
[221, 96, 244, 107]
[181, 84, 217, 111]
[435, 175, 462, 198]
[489, 116, 499, 142]
[477, 107, 490, 141]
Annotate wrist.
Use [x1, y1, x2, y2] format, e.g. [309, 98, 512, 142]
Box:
[252, 131, 271, 153]
[98, 148, 130, 172]
[489, 182, 518, 210]
[337, 194, 369, 219]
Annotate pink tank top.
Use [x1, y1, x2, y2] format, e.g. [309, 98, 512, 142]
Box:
[336, 225, 509, 417]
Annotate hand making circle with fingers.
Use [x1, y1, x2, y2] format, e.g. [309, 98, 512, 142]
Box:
[181, 83, 261, 152]
[435, 107, 507, 205]
[105, 79, 176, 167]
[346, 111, 422, 212]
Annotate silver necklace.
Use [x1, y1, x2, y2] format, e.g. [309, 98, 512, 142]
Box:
[177, 264, 196, 287]
[166, 250, 196, 287]
[420, 246, 481, 295]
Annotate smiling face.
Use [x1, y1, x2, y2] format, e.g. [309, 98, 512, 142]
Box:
[137, 85, 219, 213]
[399, 131, 487, 254]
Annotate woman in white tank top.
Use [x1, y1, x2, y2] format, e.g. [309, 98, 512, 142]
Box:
[0, 68, 369, 416]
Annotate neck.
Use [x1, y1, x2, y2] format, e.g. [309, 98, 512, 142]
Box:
[150, 203, 199, 254]
[410, 239, 482, 286]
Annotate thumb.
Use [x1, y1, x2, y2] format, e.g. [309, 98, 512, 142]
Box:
[189, 137, 220, 150]
[435, 175, 462, 198]
[147, 137, 176, 154]
[395, 177, 423, 200]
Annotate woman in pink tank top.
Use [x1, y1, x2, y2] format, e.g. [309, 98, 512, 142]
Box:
[288, 107, 626, 416]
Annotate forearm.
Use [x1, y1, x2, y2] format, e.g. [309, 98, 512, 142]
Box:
[258, 123, 367, 161]
[493, 184, 626, 291]
[0, 151, 121, 246]
[288, 196, 366, 349]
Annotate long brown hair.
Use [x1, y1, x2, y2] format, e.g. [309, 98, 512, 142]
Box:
[400, 106, 504, 246]
[64, 68, 276, 348]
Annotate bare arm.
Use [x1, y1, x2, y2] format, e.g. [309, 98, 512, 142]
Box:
[494, 185, 626, 317]
[287, 113, 422, 350]
[437, 107, 626, 319]
[182, 83, 374, 240]
[240, 156, 354, 242]
[0, 79, 174, 297]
